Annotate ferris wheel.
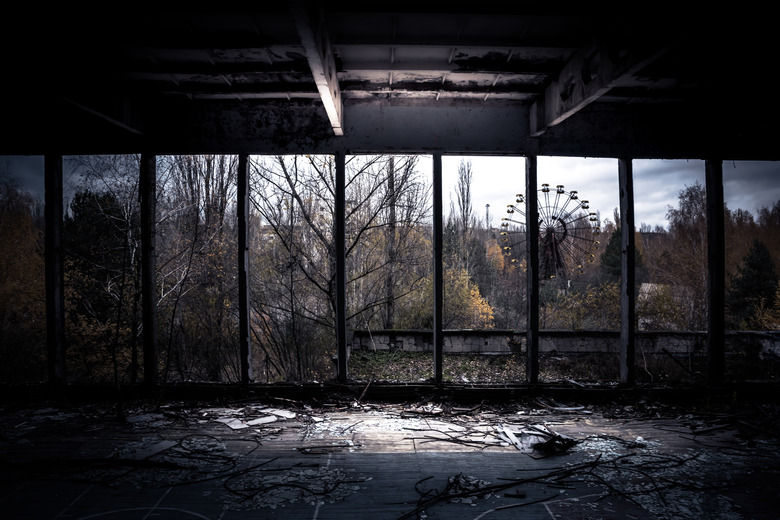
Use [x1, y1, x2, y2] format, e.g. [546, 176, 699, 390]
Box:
[500, 184, 601, 281]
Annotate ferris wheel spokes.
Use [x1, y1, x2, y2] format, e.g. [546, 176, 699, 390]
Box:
[499, 184, 601, 279]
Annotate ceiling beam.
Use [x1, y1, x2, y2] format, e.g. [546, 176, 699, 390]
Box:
[529, 40, 670, 137]
[291, 1, 344, 136]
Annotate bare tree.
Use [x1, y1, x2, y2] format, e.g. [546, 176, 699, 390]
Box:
[248, 154, 430, 381]
[64, 155, 142, 383]
[0, 178, 46, 381]
[155, 155, 239, 382]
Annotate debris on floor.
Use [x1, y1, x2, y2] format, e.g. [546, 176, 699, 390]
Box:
[0, 393, 777, 519]
[497, 422, 578, 457]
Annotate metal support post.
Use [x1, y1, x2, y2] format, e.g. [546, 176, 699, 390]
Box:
[335, 151, 348, 382]
[433, 153, 444, 384]
[44, 154, 66, 384]
[619, 158, 636, 385]
[238, 154, 252, 384]
[706, 159, 725, 385]
[525, 155, 539, 383]
[140, 153, 158, 385]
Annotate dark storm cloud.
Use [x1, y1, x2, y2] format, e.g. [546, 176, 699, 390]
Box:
[452, 157, 779, 230]
[634, 159, 706, 227]
[2, 155, 778, 230]
[635, 159, 780, 224]
[723, 160, 780, 215]
[0, 155, 45, 200]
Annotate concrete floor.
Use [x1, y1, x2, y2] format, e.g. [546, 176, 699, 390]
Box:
[0, 391, 778, 519]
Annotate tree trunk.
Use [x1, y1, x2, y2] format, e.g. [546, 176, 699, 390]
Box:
[385, 156, 396, 329]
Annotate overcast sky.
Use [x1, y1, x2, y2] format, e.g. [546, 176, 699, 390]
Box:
[2, 155, 779, 230]
[443, 155, 780, 229]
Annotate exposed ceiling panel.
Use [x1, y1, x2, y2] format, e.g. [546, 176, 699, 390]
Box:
[2, 5, 777, 159]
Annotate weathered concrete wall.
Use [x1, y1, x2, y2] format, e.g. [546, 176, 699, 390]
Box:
[351, 329, 780, 358]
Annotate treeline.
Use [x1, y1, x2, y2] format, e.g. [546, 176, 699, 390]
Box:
[520, 182, 780, 333]
[0, 155, 778, 383]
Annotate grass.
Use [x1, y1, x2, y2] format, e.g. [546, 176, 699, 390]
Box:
[347, 349, 778, 385]
[347, 350, 524, 383]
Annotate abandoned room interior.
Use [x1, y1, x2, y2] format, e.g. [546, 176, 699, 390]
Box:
[1, 5, 779, 519]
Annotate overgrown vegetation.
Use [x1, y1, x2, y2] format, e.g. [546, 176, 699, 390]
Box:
[347, 350, 526, 383]
[1, 156, 778, 385]
[348, 347, 779, 385]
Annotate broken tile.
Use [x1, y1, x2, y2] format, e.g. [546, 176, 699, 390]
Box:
[264, 408, 297, 419]
[215, 417, 249, 430]
[246, 415, 277, 426]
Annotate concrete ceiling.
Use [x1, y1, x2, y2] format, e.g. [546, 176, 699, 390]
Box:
[3, 5, 778, 160]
